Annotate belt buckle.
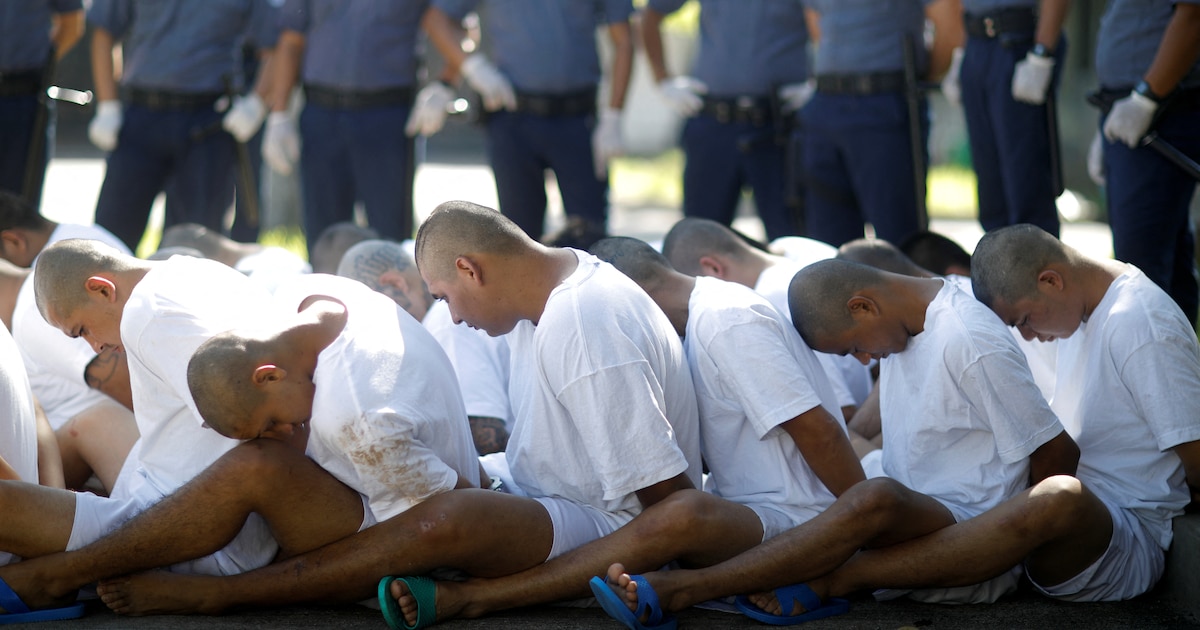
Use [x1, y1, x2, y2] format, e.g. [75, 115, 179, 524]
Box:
[984, 17, 996, 38]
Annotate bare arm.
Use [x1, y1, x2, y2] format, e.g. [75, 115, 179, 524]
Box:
[468, 415, 509, 455]
[50, 10, 85, 60]
[266, 31, 305, 113]
[635, 471, 695, 509]
[1143, 3, 1200, 97]
[782, 406, 867, 497]
[926, 0, 965, 81]
[84, 347, 134, 411]
[1035, 0, 1071, 51]
[605, 20, 633, 109]
[1027, 430, 1080, 485]
[90, 26, 120, 102]
[34, 399, 65, 488]
[422, 7, 469, 73]
[847, 383, 881, 440]
[0, 455, 17, 481]
[640, 8, 671, 83]
[805, 8, 821, 43]
[1174, 439, 1200, 507]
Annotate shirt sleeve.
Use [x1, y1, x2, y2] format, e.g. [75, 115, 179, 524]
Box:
[50, 0, 84, 13]
[86, 0, 133, 38]
[957, 347, 1065, 465]
[1120, 339, 1200, 451]
[128, 311, 218, 427]
[601, 0, 634, 24]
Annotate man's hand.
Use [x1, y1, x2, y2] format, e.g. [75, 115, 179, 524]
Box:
[460, 54, 516, 112]
[656, 76, 707, 117]
[1011, 52, 1055, 104]
[88, 100, 123, 151]
[778, 80, 816, 114]
[222, 93, 267, 142]
[262, 112, 300, 176]
[941, 47, 964, 106]
[406, 82, 456, 137]
[591, 108, 623, 180]
[1103, 91, 1158, 148]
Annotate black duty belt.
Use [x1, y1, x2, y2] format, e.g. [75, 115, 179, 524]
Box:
[127, 88, 223, 111]
[0, 70, 43, 97]
[1093, 86, 1200, 113]
[700, 95, 773, 125]
[816, 71, 906, 96]
[304, 84, 414, 109]
[964, 7, 1037, 39]
[514, 88, 596, 117]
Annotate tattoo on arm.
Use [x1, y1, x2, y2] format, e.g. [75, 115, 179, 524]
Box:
[469, 415, 509, 456]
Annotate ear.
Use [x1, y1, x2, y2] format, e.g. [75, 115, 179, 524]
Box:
[1036, 269, 1065, 293]
[0, 230, 24, 258]
[455, 256, 483, 285]
[846, 295, 880, 320]
[252, 364, 286, 387]
[84, 276, 118, 302]
[697, 255, 726, 279]
[378, 270, 410, 294]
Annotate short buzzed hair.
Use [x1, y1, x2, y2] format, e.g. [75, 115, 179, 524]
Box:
[899, 230, 972, 276]
[837, 238, 930, 278]
[310, 222, 379, 274]
[0, 190, 52, 233]
[590, 236, 672, 287]
[788, 259, 886, 348]
[336, 239, 417, 291]
[33, 239, 136, 322]
[413, 201, 528, 282]
[971, 224, 1070, 309]
[187, 331, 270, 438]
[661, 218, 751, 276]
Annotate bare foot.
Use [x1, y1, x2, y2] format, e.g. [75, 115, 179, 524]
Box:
[745, 577, 830, 617]
[0, 562, 78, 612]
[598, 562, 680, 624]
[97, 572, 229, 616]
[387, 577, 473, 626]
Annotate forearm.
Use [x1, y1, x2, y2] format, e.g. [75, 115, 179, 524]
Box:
[640, 9, 670, 83]
[468, 415, 509, 455]
[1143, 3, 1200, 96]
[785, 409, 867, 497]
[606, 22, 633, 109]
[1027, 430, 1080, 484]
[926, 0, 966, 80]
[634, 471, 694, 509]
[90, 27, 119, 102]
[51, 11, 85, 60]
[267, 32, 304, 112]
[422, 7, 469, 72]
[35, 400, 66, 488]
[1035, 0, 1070, 50]
[0, 455, 19, 481]
[1173, 440, 1200, 506]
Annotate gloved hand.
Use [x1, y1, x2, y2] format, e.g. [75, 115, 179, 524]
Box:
[405, 81, 456, 137]
[591, 108, 623, 180]
[222, 93, 267, 142]
[1103, 90, 1158, 148]
[262, 111, 300, 176]
[460, 54, 516, 112]
[778, 80, 816, 114]
[656, 76, 707, 117]
[1011, 52, 1055, 104]
[88, 100, 123, 151]
[1087, 130, 1106, 186]
[941, 47, 964, 106]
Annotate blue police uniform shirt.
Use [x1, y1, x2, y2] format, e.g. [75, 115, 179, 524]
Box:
[280, 0, 427, 91]
[1096, 0, 1200, 91]
[648, 0, 808, 97]
[88, 0, 278, 93]
[0, 0, 82, 71]
[803, 0, 930, 76]
[433, 0, 633, 94]
[960, 0, 1036, 14]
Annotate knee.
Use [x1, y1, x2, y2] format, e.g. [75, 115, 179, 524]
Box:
[1021, 475, 1100, 534]
[626, 489, 714, 540]
[838, 477, 911, 524]
[383, 489, 478, 550]
[213, 439, 300, 487]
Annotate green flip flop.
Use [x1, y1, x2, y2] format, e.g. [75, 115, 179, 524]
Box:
[378, 575, 438, 630]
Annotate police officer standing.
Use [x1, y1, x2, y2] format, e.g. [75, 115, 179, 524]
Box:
[641, 0, 812, 242]
[949, 0, 1069, 236]
[800, 0, 962, 247]
[422, 0, 634, 241]
[263, 0, 447, 253]
[0, 1, 84, 208]
[87, 0, 278, 251]
[1093, 0, 1200, 324]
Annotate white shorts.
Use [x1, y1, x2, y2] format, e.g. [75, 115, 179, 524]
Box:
[533, 496, 633, 562]
[1030, 501, 1165, 602]
[749, 502, 822, 543]
[888, 566, 1022, 604]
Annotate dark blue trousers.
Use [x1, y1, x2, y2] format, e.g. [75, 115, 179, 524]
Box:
[0, 93, 51, 209]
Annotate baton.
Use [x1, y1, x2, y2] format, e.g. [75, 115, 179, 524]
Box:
[902, 33, 929, 229]
[1086, 92, 1200, 183]
[1045, 90, 1064, 196]
[191, 79, 260, 228]
[20, 53, 56, 205]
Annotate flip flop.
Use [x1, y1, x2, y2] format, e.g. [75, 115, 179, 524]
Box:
[0, 575, 85, 625]
[734, 583, 849, 626]
[378, 576, 437, 630]
[589, 574, 677, 630]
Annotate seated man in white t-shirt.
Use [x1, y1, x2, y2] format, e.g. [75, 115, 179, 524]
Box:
[595, 258, 1080, 626]
[336, 239, 512, 454]
[155, 223, 311, 292]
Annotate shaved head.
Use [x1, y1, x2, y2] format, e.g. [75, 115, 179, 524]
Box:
[837, 238, 931, 278]
[661, 218, 753, 276]
[971, 224, 1070, 309]
[158, 223, 227, 260]
[590, 236, 673, 288]
[337, 239, 431, 319]
[788, 259, 887, 347]
[413, 200, 530, 282]
[34, 238, 139, 322]
[187, 331, 270, 438]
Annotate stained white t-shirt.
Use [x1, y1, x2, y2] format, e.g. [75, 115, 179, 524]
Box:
[121, 256, 279, 497]
[273, 275, 481, 522]
[505, 250, 702, 515]
[687, 277, 845, 523]
[423, 300, 513, 430]
[13, 223, 130, 428]
[880, 281, 1064, 522]
[1051, 266, 1200, 549]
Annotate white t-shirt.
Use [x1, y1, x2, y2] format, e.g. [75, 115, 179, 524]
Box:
[0, 324, 38, 568]
[755, 260, 873, 407]
[234, 246, 312, 293]
[273, 275, 481, 522]
[13, 223, 130, 429]
[505, 250, 702, 515]
[422, 300, 513, 430]
[1051, 266, 1200, 549]
[768, 236, 838, 268]
[880, 281, 1064, 523]
[121, 256, 279, 497]
[687, 277, 845, 522]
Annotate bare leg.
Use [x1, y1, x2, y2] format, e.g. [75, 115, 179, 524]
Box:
[99, 488, 557, 615]
[55, 401, 138, 493]
[1, 438, 363, 610]
[0, 481, 77, 557]
[389, 489, 764, 625]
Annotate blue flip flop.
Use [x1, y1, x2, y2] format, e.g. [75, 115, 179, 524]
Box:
[0, 575, 85, 625]
[378, 576, 437, 630]
[589, 574, 677, 630]
[734, 583, 849, 626]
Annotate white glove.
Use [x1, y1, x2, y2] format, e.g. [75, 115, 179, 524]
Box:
[591, 108, 623, 180]
[262, 112, 300, 176]
[460, 54, 516, 112]
[1087, 130, 1106, 186]
[778, 80, 816, 114]
[657, 76, 707, 117]
[405, 82, 455, 137]
[941, 47, 964, 106]
[1103, 90, 1158, 148]
[1011, 52, 1055, 105]
[222, 93, 267, 142]
[88, 100, 123, 151]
